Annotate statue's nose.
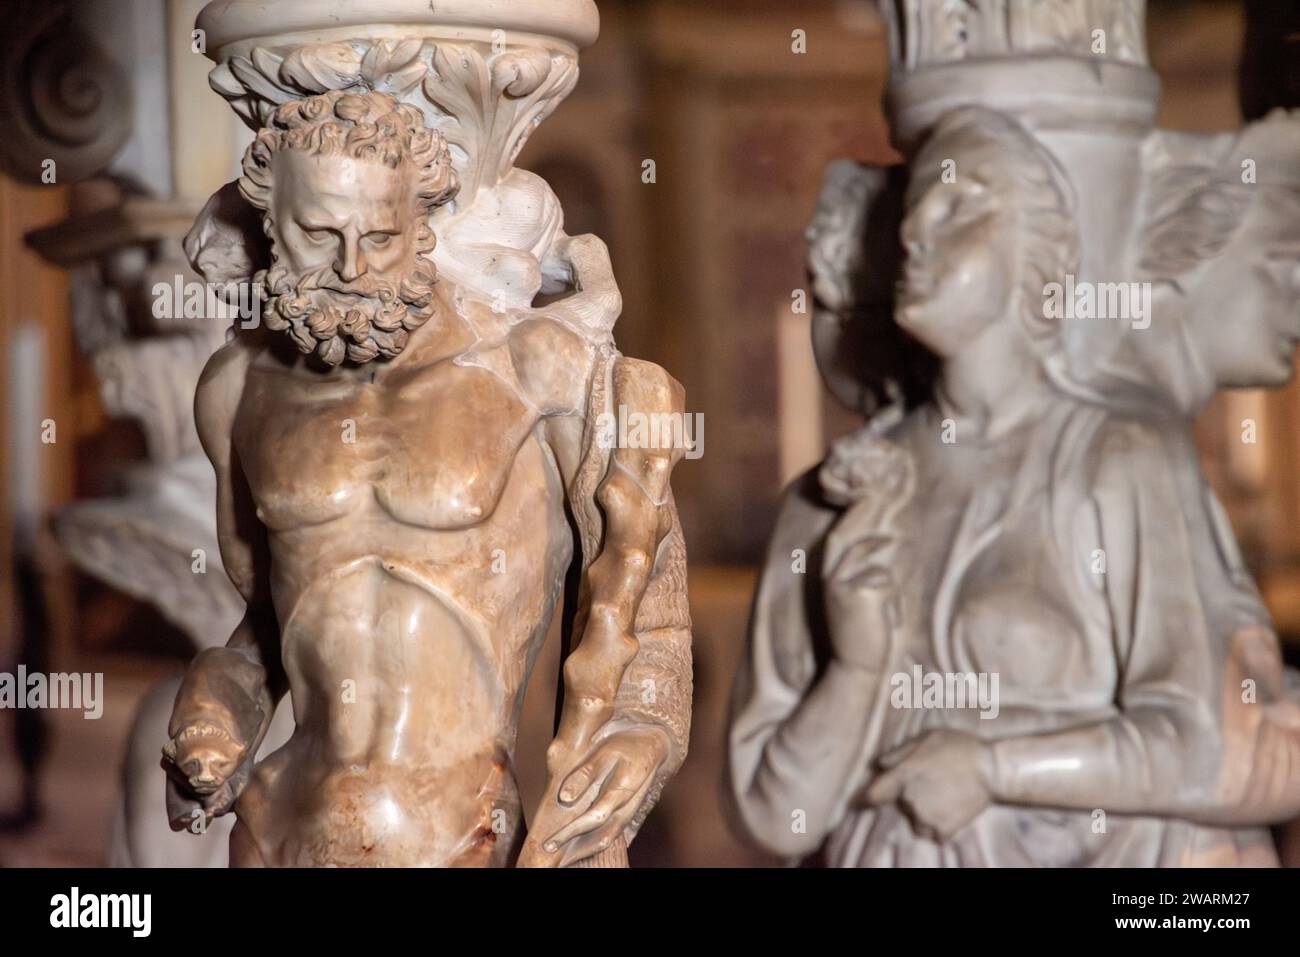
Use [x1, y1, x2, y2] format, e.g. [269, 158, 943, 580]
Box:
[335, 236, 367, 282]
[185, 757, 218, 786]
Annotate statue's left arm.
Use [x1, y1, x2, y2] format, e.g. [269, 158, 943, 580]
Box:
[520, 355, 692, 867]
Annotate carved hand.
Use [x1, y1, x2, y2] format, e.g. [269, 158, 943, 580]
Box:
[822, 493, 907, 673]
[533, 725, 669, 868]
[862, 729, 994, 840]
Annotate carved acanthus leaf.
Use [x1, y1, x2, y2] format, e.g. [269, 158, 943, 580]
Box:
[226, 54, 293, 108]
[424, 44, 577, 196]
[497, 52, 578, 180]
[492, 47, 554, 97]
[207, 38, 575, 196]
[360, 39, 427, 95]
[280, 43, 363, 94]
[425, 42, 494, 178]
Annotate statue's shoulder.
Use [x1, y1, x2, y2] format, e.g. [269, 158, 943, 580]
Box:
[1054, 405, 1189, 524]
[200, 333, 264, 389]
[195, 333, 263, 440]
[504, 315, 599, 416]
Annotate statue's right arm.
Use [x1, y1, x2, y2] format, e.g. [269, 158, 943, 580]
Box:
[725, 471, 887, 859]
[164, 340, 284, 828]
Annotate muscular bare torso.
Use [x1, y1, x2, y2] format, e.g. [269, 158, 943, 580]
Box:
[215, 302, 595, 866]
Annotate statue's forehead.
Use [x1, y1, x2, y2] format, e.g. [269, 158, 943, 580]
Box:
[905, 146, 1004, 213]
[273, 150, 413, 209]
[919, 134, 1008, 184]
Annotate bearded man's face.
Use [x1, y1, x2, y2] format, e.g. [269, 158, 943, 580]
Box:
[259, 150, 437, 366]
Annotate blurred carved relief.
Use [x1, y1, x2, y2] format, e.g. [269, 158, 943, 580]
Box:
[0, 0, 132, 185]
[0, 0, 267, 867]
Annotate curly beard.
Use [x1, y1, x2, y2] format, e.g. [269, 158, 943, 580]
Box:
[255, 256, 438, 366]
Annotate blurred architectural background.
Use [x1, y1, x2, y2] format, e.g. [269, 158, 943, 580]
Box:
[0, 0, 1296, 867]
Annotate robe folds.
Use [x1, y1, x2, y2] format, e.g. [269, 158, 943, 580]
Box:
[729, 398, 1288, 867]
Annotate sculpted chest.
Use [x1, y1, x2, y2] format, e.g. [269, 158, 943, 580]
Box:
[901, 442, 1111, 703]
[235, 357, 541, 532]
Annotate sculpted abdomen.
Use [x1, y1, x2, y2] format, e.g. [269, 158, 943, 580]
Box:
[280, 560, 504, 764]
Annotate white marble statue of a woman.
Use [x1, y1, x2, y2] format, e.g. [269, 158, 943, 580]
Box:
[728, 106, 1300, 867]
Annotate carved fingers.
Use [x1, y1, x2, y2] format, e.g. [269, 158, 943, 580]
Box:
[1216, 625, 1300, 818]
[862, 730, 994, 841]
[823, 511, 907, 673]
[817, 432, 917, 672]
[541, 726, 669, 868]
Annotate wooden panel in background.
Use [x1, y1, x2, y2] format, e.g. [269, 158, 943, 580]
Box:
[0, 175, 73, 670]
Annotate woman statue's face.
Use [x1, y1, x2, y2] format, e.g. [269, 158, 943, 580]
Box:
[897, 136, 1018, 357]
[1187, 191, 1300, 389]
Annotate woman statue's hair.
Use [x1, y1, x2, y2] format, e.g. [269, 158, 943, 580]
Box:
[811, 105, 1078, 427]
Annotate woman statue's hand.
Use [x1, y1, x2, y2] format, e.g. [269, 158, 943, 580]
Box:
[822, 525, 903, 673]
[818, 428, 914, 673]
[862, 729, 995, 840]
